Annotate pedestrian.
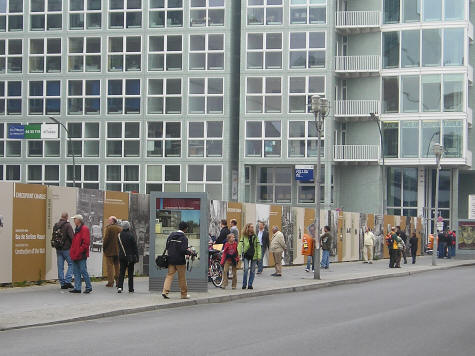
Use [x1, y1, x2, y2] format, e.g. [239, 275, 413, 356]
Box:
[320, 226, 332, 269]
[438, 230, 447, 259]
[162, 222, 194, 299]
[256, 221, 269, 274]
[409, 232, 418, 264]
[448, 229, 456, 258]
[238, 223, 261, 289]
[302, 224, 315, 272]
[215, 219, 230, 246]
[270, 226, 286, 277]
[69, 214, 92, 294]
[220, 233, 239, 289]
[103, 216, 121, 287]
[230, 219, 239, 241]
[52, 212, 75, 289]
[117, 220, 139, 294]
[363, 227, 375, 264]
[396, 226, 408, 264]
[386, 227, 401, 268]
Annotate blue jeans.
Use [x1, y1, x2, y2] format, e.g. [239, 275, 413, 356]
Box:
[257, 246, 265, 272]
[449, 245, 456, 257]
[438, 242, 447, 258]
[306, 256, 314, 271]
[72, 259, 92, 291]
[56, 249, 73, 285]
[242, 258, 257, 288]
[321, 250, 330, 268]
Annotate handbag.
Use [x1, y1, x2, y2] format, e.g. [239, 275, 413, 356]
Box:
[155, 249, 169, 269]
[118, 233, 139, 264]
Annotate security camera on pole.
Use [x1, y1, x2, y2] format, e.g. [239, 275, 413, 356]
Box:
[311, 95, 329, 280]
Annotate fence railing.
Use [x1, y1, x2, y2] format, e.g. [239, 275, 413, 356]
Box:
[333, 145, 380, 161]
[334, 100, 380, 117]
[335, 55, 380, 72]
[335, 11, 381, 28]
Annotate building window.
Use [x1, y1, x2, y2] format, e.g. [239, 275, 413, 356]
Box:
[257, 167, 291, 204]
[288, 121, 322, 158]
[148, 35, 182, 71]
[247, 32, 282, 69]
[66, 164, 100, 189]
[289, 31, 326, 69]
[108, 36, 141, 72]
[146, 121, 181, 157]
[28, 80, 60, 115]
[387, 167, 418, 217]
[29, 38, 61, 73]
[68, 37, 101, 72]
[107, 79, 141, 114]
[67, 79, 100, 115]
[67, 122, 100, 157]
[190, 0, 224, 27]
[106, 165, 140, 192]
[0, 123, 4, 157]
[5, 164, 21, 181]
[289, 0, 326, 25]
[2, 39, 22, 73]
[30, 0, 62, 31]
[146, 164, 181, 193]
[0, 0, 23, 32]
[69, 0, 102, 30]
[384, 0, 465, 24]
[246, 77, 282, 113]
[109, 0, 142, 29]
[2, 81, 22, 114]
[289, 76, 325, 113]
[189, 34, 224, 70]
[188, 78, 224, 114]
[5, 123, 22, 157]
[245, 121, 281, 157]
[247, 0, 283, 26]
[187, 164, 222, 200]
[149, 0, 183, 28]
[188, 121, 223, 157]
[147, 78, 181, 114]
[27, 165, 60, 185]
[106, 122, 140, 157]
[297, 165, 330, 204]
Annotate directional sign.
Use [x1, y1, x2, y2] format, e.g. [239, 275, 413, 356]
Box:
[6, 124, 59, 139]
[295, 165, 314, 181]
[24, 124, 41, 139]
[7, 125, 25, 139]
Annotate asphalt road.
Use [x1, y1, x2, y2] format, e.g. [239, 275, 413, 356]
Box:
[1, 267, 474, 356]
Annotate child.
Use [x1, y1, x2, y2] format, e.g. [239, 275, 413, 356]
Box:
[221, 233, 239, 289]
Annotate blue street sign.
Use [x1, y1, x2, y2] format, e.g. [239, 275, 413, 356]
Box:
[8, 125, 25, 139]
[295, 165, 314, 181]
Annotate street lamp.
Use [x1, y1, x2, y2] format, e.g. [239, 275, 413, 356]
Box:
[370, 113, 386, 216]
[432, 143, 444, 266]
[48, 116, 76, 187]
[311, 95, 329, 280]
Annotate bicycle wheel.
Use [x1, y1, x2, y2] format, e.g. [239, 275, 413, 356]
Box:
[210, 260, 223, 287]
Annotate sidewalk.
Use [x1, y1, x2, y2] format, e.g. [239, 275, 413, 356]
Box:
[1, 256, 474, 331]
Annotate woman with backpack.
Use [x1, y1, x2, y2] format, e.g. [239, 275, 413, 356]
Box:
[238, 223, 261, 290]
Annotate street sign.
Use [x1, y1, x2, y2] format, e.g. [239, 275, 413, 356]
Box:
[295, 165, 314, 181]
[6, 124, 59, 139]
[437, 221, 444, 232]
[7, 125, 25, 139]
[437, 216, 444, 222]
[24, 124, 41, 139]
[40, 124, 59, 139]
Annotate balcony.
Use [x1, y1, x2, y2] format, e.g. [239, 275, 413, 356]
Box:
[335, 55, 380, 77]
[334, 100, 380, 119]
[334, 145, 380, 162]
[335, 11, 381, 33]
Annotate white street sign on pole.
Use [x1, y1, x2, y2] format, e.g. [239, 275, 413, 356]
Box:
[469, 195, 475, 220]
[41, 124, 59, 139]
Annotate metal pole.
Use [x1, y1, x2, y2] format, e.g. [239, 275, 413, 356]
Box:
[314, 111, 321, 280]
[48, 117, 75, 187]
[432, 154, 441, 266]
[371, 113, 385, 215]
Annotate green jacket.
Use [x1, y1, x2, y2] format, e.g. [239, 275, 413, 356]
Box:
[238, 234, 261, 261]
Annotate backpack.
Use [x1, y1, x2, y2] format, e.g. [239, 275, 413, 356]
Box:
[51, 223, 65, 249]
[243, 235, 255, 260]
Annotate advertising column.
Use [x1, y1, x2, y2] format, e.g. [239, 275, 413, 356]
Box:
[12, 183, 47, 283]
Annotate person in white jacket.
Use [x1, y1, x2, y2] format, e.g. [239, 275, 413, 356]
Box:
[363, 227, 375, 264]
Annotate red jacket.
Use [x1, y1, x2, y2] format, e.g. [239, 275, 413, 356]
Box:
[70, 224, 90, 261]
[221, 241, 239, 265]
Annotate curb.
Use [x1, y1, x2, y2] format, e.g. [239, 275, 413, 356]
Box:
[2, 261, 474, 332]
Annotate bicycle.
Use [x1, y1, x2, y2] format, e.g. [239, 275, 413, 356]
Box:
[208, 242, 223, 288]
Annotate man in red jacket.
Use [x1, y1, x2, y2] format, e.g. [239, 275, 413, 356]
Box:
[70, 214, 92, 294]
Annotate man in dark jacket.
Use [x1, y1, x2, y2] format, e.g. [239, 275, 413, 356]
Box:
[438, 231, 447, 258]
[409, 232, 418, 264]
[103, 216, 122, 287]
[53, 212, 75, 289]
[256, 221, 269, 274]
[320, 226, 332, 269]
[396, 226, 408, 264]
[117, 220, 139, 293]
[162, 221, 194, 299]
[215, 219, 230, 245]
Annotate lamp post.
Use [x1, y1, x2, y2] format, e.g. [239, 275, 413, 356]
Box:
[311, 95, 329, 280]
[370, 113, 386, 215]
[432, 143, 444, 266]
[48, 116, 76, 187]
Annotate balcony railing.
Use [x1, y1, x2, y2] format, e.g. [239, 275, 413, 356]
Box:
[334, 145, 380, 162]
[335, 55, 380, 72]
[334, 100, 380, 117]
[335, 11, 381, 28]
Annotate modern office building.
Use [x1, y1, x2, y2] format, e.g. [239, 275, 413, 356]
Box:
[1, 0, 474, 235]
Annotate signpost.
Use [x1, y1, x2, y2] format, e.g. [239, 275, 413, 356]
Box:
[295, 165, 314, 181]
[7, 124, 59, 140]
